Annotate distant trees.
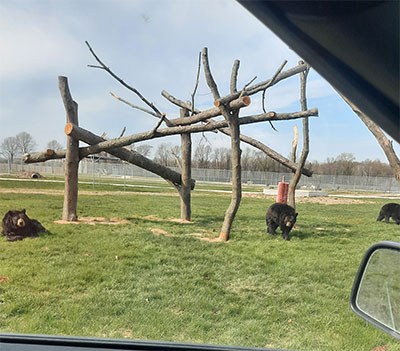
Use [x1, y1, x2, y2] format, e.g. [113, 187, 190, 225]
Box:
[153, 143, 179, 167]
[47, 140, 64, 150]
[150, 141, 395, 178]
[0, 134, 65, 164]
[307, 153, 394, 177]
[133, 144, 153, 158]
[193, 139, 213, 168]
[0, 132, 37, 163]
[1, 137, 19, 163]
[15, 132, 37, 154]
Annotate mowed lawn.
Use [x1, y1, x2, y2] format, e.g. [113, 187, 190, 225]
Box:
[0, 178, 399, 351]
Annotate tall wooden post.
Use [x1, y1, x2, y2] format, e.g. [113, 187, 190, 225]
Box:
[59, 76, 79, 221]
[219, 110, 242, 241]
[180, 108, 192, 221]
[288, 62, 310, 209]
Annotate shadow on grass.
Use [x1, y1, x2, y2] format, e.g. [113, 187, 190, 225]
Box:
[289, 222, 354, 240]
[40, 230, 55, 238]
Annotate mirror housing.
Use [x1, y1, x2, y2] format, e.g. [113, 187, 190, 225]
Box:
[350, 241, 400, 340]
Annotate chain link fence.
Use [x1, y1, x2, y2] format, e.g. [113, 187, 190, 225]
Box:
[1, 158, 399, 193]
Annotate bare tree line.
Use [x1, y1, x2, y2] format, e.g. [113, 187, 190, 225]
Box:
[1, 132, 395, 179]
[152, 142, 395, 178]
[0, 133, 62, 163]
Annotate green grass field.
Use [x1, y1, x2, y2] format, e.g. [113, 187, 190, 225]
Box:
[0, 176, 399, 350]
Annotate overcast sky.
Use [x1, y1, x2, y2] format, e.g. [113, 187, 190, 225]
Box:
[0, 0, 398, 163]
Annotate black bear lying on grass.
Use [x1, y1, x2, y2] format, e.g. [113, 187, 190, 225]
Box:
[377, 203, 400, 225]
[266, 203, 298, 241]
[1, 209, 46, 241]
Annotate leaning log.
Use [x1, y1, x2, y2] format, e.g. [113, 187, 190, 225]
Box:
[218, 128, 313, 177]
[64, 126, 195, 189]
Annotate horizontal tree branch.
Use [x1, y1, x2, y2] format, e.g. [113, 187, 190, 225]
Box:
[168, 96, 250, 126]
[65, 108, 318, 157]
[23, 149, 66, 163]
[217, 62, 307, 106]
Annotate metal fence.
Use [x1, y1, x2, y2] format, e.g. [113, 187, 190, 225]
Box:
[1, 159, 399, 193]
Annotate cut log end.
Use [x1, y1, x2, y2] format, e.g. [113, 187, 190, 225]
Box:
[268, 112, 276, 118]
[214, 100, 221, 108]
[64, 123, 74, 135]
[46, 149, 55, 156]
[242, 96, 251, 106]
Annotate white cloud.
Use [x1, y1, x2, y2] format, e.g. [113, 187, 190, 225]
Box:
[0, 3, 85, 79]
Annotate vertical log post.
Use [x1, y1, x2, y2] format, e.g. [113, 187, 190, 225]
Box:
[180, 107, 192, 221]
[288, 62, 310, 209]
[59, 76, 79, 221]
[219, 109, 242, 241]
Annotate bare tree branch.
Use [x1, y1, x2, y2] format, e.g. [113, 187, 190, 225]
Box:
[150, 113, 166, 135]
[261, 60, 287, 131]
[238, 76, 257, 99]
[202, 47, 221, 101]
[161, 90, 201, 113]
[230, 59, 240, 93]
[110, 92, 174, 127]
[216, 62, 307, 106]
[262, 60, 287, 114]
[119, 126, 126, 138]
[110, 92, 161, 118]
[85, 41, 163, 116]
[191, 52, 202, 116]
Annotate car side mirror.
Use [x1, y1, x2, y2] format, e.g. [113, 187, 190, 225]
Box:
[350, 241, 400, 340]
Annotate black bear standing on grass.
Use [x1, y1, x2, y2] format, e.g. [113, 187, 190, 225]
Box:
[1, 209, 46, 241]
[266, 203, 298, 241]
[377, 203, 400, 224]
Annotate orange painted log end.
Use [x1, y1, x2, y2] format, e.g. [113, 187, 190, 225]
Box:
[64, 123, 74, 135]
[214, 100, 221, 108]
[46, 149, 55, 156]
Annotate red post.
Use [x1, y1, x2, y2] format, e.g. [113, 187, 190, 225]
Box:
[277, 182, 289, 203]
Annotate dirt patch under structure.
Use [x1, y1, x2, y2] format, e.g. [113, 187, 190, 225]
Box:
[54, 217, 130, 225]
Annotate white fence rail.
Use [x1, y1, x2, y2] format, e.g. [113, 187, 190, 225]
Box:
[1, 159, 399, 192]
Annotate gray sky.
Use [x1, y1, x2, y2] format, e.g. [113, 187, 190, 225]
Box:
[0, 0, 398, 162]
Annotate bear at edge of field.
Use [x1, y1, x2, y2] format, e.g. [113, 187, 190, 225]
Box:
[266, 203, 298, 241]
[1, 209, 46, 242]
[376, 203, 400, 224]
